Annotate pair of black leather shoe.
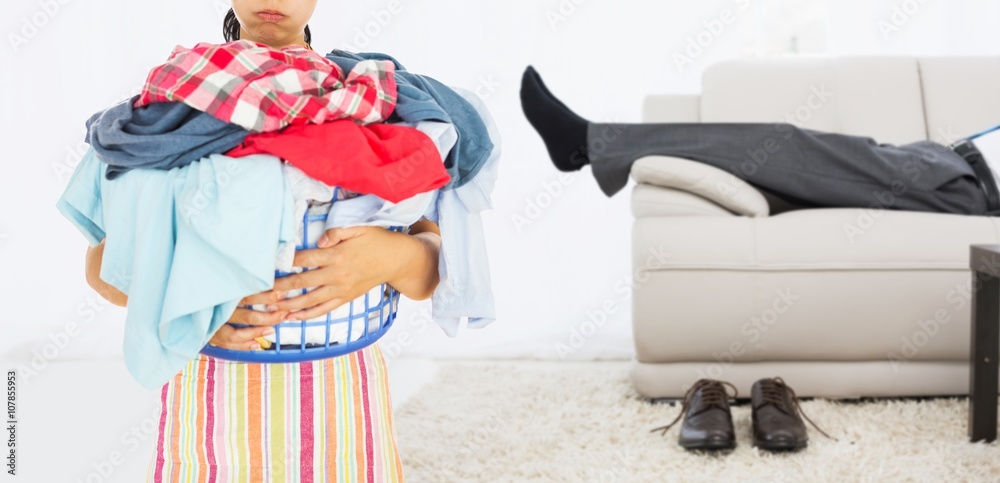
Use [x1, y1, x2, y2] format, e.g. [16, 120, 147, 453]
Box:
[651, 377, 833, 451]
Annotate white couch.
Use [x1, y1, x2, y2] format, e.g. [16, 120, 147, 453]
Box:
[629, 56, 1000, 399]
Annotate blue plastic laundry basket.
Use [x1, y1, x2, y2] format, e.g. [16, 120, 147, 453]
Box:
[200, 187, 403, 363]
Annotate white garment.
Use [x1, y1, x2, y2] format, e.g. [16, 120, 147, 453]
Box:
[324, 192, 436, 230]
[277, 163, 335, 272]
[421, 87, 502, 336]
[969, 124, 1000, 189]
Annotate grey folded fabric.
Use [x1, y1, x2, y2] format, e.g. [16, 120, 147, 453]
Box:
[84, 95, 250, 180]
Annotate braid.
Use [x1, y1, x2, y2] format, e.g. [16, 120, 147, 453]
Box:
[223, 8, 312, 45]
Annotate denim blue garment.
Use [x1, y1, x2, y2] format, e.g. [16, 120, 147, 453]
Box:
[325, 49, 493, 191]
[56, 148, 295, 390]
[419, 87, 501, 336]
[85, 94, 250, 180]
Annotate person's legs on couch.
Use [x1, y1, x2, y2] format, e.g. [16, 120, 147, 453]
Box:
[520, 66, 988, 215]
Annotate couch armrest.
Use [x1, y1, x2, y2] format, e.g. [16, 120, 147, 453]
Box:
[629, 156, 770, 217]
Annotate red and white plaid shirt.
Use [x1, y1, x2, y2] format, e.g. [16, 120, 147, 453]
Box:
[134, 40, 397, 132]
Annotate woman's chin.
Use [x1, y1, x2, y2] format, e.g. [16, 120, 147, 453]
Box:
[247, 26, 291, 46]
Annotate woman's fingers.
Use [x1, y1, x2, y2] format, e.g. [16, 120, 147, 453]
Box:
[272, 286, 348, 317]
[286, 296, 352, 322]
[228, 307, 288, 326]
[290, 246, 339, 270]
[317, 226, 366, 248]
[272, 266, 342, 293]
[238, 289, 288, 306]
[211, 304, 286, 351]
[408, 219, 441, 236]
[208, 324, 276, 351]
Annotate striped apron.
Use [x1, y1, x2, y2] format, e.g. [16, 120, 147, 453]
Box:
[145, 343, 404, 482]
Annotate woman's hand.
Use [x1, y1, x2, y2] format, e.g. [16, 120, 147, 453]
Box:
[267, 223, 442, 321]
[207, 289, 289, 351]
[209, 220, 442, 351]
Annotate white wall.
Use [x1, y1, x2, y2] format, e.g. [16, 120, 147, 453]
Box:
[2, 0, 999, 367]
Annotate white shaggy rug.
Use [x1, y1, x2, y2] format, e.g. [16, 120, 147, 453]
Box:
[394, 361, 1000, 483]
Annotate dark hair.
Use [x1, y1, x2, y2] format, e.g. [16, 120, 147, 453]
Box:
[224, 8, 312, 45]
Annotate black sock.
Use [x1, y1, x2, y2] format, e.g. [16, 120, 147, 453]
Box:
[520, 66, 590, 171]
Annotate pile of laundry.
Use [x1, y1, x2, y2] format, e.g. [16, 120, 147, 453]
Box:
[56, 40, 500, 390]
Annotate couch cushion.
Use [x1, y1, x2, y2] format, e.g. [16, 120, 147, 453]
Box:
[632, 209, 1000, 364]
[701, 57, 927, 145]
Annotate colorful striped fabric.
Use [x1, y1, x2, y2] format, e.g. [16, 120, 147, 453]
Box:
[145, 343, 404, 482]
[135, 40, 398, 133]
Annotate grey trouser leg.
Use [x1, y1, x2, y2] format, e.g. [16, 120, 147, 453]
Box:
[587, 122, 987, 215]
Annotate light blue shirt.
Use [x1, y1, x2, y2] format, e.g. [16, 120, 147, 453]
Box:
[57, 151, 297, 390]
[421, 88, 501, 336]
